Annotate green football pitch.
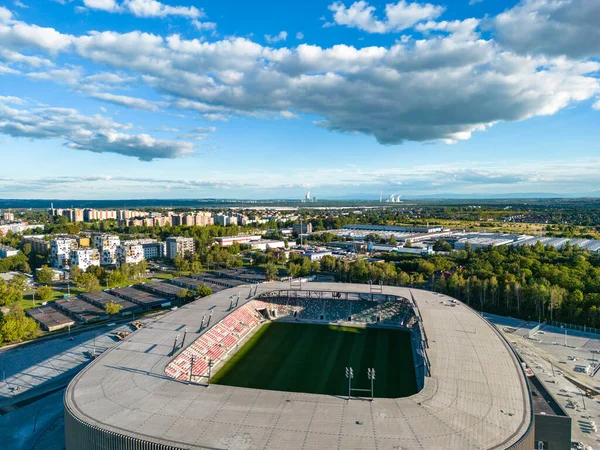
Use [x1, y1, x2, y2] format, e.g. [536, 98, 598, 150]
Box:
[211, 322, 418, 398]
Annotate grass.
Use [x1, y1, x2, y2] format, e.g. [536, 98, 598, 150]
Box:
[211, 322, 417, 398]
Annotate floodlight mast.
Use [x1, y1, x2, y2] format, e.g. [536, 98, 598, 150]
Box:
[368, 368, 376, 401]
[345, 367, 354, 400]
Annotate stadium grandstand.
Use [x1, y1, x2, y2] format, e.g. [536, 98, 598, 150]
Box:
[64, 282, 534, 449]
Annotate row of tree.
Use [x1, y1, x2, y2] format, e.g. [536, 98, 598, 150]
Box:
[320, 243, 600, 328]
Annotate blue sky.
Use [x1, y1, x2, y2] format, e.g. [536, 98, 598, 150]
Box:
[0, 0, 599, 199]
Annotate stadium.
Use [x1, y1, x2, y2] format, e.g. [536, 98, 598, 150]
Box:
[64, 282, 534, 449]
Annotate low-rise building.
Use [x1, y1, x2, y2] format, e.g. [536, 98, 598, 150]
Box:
[35, 267, 68, 281]
[0, 244, 18, 259]
[166, 236, 195, 259]
[70, 248, 101, 272]
[215, 235, 261, 247]
[301, 251, 332, 261]
[249, 240, 286, 251]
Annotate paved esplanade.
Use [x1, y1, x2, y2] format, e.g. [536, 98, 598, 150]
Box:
[64, 283, 533, 449]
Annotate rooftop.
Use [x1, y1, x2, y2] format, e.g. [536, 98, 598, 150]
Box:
[65, 283, 532, 449]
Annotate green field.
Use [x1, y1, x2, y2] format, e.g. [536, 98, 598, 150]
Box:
[211, 322, 417, 398]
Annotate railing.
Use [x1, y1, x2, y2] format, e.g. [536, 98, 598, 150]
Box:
[549, 320, 600, 336]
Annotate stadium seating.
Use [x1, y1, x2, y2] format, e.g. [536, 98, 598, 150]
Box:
[165, 303, 264, 382]
[165, 295, 416, 382]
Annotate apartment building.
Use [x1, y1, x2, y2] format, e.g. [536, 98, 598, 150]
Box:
[1, 212, 15, 222]
[51, 238, 77, 268]
[84, 209, 117, 221]
[0, 223, 41, 236]
[70, 248, 101, 272]
[121, 239, 165, 260]
[62, 209, 85, 223]
[293, 223, 313, 234]
[142, 242, 166, 259]
[22, 236, 51, 255]
[93, 234, 120, 266]
[214, 214, 239, 226]
[118, 210, 149, 221]
[166, 237, 195, 259]
[195, 212, 213, 226]
[115, 244, 144, 267]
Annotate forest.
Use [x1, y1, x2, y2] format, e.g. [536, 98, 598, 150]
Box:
[320, 242, 600, 328]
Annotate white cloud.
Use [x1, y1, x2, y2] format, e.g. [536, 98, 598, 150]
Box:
[89, 92, 159, 111]
[296, 32, 304, 40]
[26, 67, 82, 85]
[0, 6, 13, 23]
[83, 0, 120, 12]
[0, 6, 599, 149]
[191, 126, 217, 133]
[593, 99, 600, 111]
[85, 71, 135, 83]
[192, 20, 216, 31]
[0, 63, 19, 74]
[0, 96, 193, 160]
[265, 31, 288, 44]
[495, 0, 600, 59]
[123, 0, 201, 18]
[280, 111, 298, 119]
[80, 0, 203, 19]
[0, 95, 24, 104]
[327, 0, 444, 33]
[14, 0, 28, 8]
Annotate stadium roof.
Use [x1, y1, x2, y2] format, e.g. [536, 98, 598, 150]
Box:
[65, 283, 532, 449]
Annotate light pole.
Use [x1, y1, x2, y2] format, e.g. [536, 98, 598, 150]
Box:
[367, 368, 375, 401]
[208, 359, 214, 386]
[189, 355, 195, 384]
[580, 388, 587, 410]
[345, 367, 353, 400]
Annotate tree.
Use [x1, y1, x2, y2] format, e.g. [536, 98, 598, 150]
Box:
[288, 263, 301, 278]
[197, 284, 213, 298]
[8, 274, 28, 293]
[105, 301, 123, 315]
[75, 272, 100, 293]
[0, 279, 23, 306]
[0, 303, 39, 344]
[388, 235, 397, 245]
[265, 262, 278, 281]
[174, 255, 189, 275]
[36, 265, 55, 284]
[70, 264, 82, 281]
[177, 288, 191, 301]
[433, 240, 453, 252]
[36, 285, 53, 301]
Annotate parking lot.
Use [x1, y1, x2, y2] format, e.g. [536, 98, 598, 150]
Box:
[485, 313, 600, 449]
